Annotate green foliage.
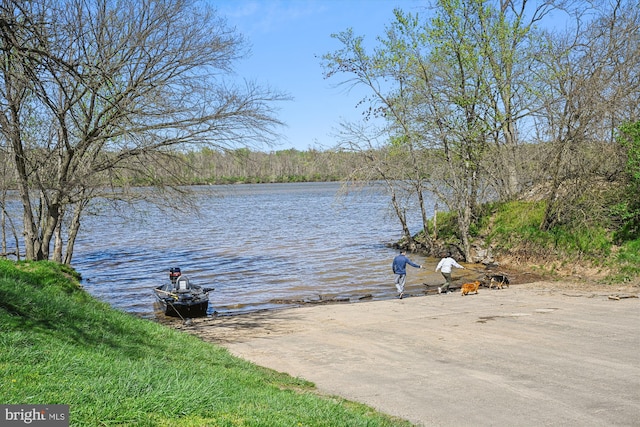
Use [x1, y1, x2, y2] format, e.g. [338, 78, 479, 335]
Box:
[612, 239, 640, 282]
[483, 201, 546, 242]
[614, 121, 640, 240]
[0, 261, 409, 426]
[488, 201, 611, 260]
[436, 200, 616, 266]
[432, 210, 461, 240]
[618, 121, 640, 182]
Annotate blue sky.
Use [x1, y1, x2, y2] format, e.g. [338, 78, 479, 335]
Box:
[217, 0, 422, 152]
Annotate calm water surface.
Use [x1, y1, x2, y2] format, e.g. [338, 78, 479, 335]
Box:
[71, 182, 437, 317]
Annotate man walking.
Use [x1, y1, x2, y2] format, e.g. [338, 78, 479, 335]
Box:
[435, 252, 464, 294]
[392, 250, 422, 299]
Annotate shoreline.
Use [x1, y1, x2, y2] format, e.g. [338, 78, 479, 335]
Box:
[155, 265, 594, 321]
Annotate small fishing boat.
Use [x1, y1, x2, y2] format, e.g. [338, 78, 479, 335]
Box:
[153, 267, 213, 318]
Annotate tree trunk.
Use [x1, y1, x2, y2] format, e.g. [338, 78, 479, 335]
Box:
[386, 179, 413, 246]
[457, 203, 472, 262]
[52, 206, 64, 263]
[64, 201, 86, 266]
[12, 139, 43, 260]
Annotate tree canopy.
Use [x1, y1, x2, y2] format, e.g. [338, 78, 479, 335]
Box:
[322, 0, 640, 260]
[0, 0, 288, 262]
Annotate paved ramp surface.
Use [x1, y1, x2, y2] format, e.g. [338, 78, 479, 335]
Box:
[184, 283, 640, 426]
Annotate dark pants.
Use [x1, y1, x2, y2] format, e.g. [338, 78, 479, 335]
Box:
[441, 272, 452, 291]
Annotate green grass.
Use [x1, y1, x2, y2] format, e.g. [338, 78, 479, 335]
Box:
[0, 260, 411, 426]
[428, 200, 640, 283]
[611, 239, 640, 283]
[473, 201, 612, 260]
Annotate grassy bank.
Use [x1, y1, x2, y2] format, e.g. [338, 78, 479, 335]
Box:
[432, 200, 640, 284]
[0, 260, 410, 426]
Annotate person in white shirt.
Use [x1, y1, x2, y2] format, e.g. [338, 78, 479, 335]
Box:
[435, 252, 464, 294]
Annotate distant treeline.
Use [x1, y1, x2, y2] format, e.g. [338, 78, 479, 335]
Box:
[132, 148, 360, 185]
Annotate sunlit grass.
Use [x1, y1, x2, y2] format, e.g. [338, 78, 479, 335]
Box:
[431, 199, 638, 283]
[0, 260, 410, 426]
[611, 239, 640, 282]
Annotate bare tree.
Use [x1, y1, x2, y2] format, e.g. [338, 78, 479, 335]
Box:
[321, 0, 640, 261]
[323, 15, 460, 253]
[533, 0, 640, 232]
[0, 0, 289, 263]
[333, 121, 422, 249]
[476, 0, 555, 199]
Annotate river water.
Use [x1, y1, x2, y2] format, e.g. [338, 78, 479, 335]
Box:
[69, 182, 441, 318]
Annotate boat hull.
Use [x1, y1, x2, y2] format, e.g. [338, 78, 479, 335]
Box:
[154, 286, 210, 318]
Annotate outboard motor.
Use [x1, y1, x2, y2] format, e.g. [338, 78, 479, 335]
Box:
[169, 267, 181, 285]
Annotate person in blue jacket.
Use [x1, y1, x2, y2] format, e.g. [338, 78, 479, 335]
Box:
[392, 250, 422, 299]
